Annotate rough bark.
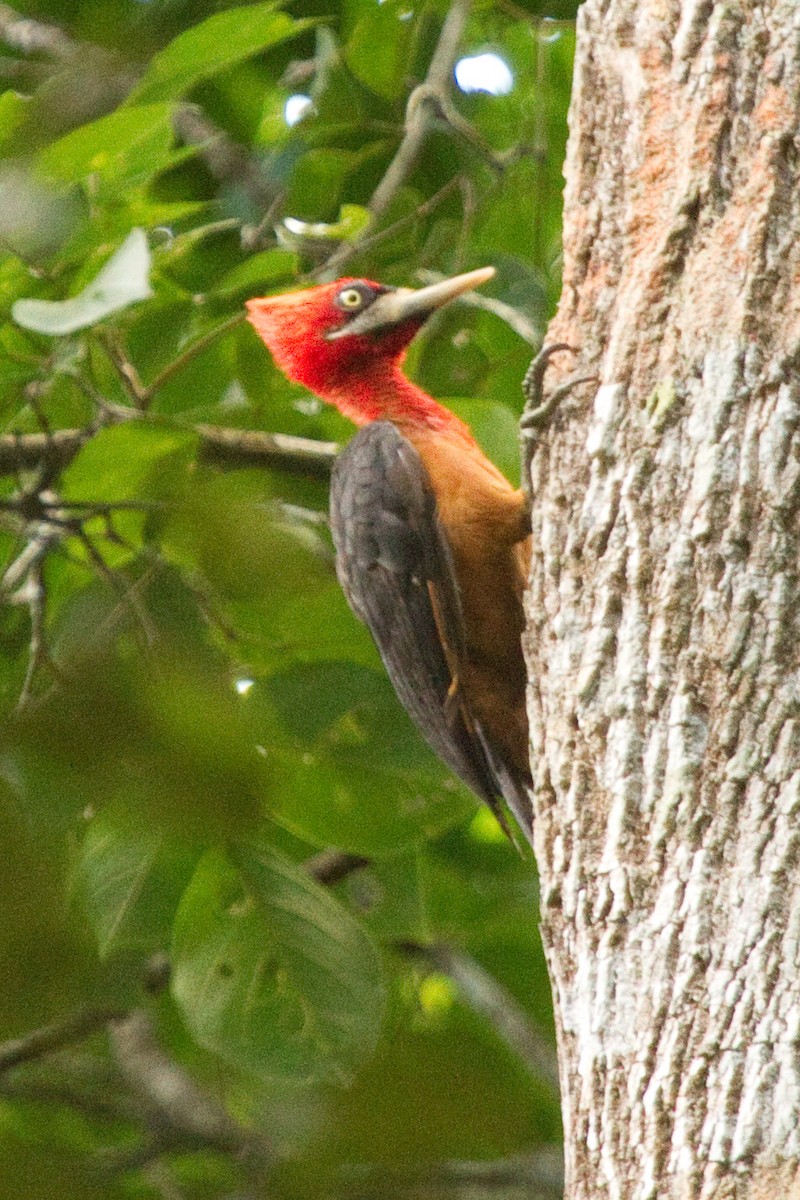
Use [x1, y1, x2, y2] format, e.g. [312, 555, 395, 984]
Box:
[523, 3, 800, 1199]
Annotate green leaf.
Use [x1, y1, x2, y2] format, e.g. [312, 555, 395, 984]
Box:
[162, 469, 330, 601]
[258, 661, 475, 854]
[328, 203, 372, 240]
[37, 104, 176, 191]
[12, 229, 152, 335]
[0, 91, 29, 154]
[128, 3, 316, 105]
[61, 422, 197, 503]
[215, 248, 299, 296]
[345, 0, 416, 100]
[80, 803, 199, 958]
[0, 780, 97, 1034]
[12, 649, 268, 845]
[172, 844, 385, 1083]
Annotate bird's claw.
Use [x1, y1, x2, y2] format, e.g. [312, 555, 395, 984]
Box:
[520, 343, 597, 495]
[521, 342, 576, 415]
[521, 371, 598, 434]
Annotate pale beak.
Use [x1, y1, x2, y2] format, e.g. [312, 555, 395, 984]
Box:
[326, 266, 496, 341]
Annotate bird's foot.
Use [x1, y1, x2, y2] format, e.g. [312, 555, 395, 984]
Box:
[520, 343, 597, 495]
[521, 343, 576, 428]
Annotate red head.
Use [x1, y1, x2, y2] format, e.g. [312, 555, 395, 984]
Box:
[246, 268, 495, 430]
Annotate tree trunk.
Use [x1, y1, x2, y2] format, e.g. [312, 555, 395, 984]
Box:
[524, 3, 800, 1198]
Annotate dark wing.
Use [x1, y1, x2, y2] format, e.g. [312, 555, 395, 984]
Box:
[329, 421, 528, 841]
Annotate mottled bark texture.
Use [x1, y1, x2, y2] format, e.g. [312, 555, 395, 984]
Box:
[524, 3, 800, 1199]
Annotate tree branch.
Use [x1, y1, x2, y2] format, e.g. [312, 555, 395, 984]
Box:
[0, 3, 80, 59]
[0, 997, 269, 1190]
[195, 423, 337, 476]
[317, 0, 472, 280]
[367, 0, 471, 225]
[109, 1010, 269, 1163]
[0, 422, 338, 478]
[100, 330, 149, 409]
[173, 105, 279, 214]
[306, 178, 464, 285]
[0, 1076, 139, 1124]
[0, 520, 59, 595]
[15, 553, 51, 709]
[0, 428, 92, 474]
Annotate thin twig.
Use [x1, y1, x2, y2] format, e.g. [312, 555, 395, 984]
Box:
[432, 89, 510, 172]
[455, 174, 479, 269]
[1, 519, 61, 595]
[64, 368, 134, 421]
[399, 941, 560, 1093]
[0, 495, 70, 704]
[100, 330, 149, 409]
[27, 497, 166, 515]
[416, 268, 543, 345]
[337, 1148, 564, 1198]
[25, 382, 53, 436]
[73, 527, 158, 648]
[368, 0, 471, 224]
[95, 1135, 178, 1180]
[241, 190, 287, 254]
[0, 1006, 122, 1074]
[175, 564, 240, 644]
[305, 178, 463, 284]
[15, 555, 50, 708]
[173, 104, 278, 212]
[141, 313, 246, 404]
[317, 0, 472, 281]
[423, 1147, 564, 1192]
[278, 501, 330, 528]
[96, 312, 247, 410]
[109, 1010, 271, 1164]
[0, 1077, 139, 1124]
[31, 559, 160, 713]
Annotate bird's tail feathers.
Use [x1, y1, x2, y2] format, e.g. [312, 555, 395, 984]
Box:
[473, 725, 535, 852]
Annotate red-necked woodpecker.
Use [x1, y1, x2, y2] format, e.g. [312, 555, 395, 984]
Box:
[247, 268, 532, 845]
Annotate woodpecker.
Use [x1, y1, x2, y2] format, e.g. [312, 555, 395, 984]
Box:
[246, 268, 533, 846]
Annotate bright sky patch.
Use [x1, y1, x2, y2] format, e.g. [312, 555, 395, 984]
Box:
[454, 53, 513, 96]
[284, 94, 312, 126]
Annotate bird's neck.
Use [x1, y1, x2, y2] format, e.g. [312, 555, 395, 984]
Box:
[324, 362, 477, 445]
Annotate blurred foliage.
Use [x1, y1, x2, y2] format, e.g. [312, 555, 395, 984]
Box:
[0, 0, 577, 1195]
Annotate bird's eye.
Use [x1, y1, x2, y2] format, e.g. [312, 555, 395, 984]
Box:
[337, 288, 364, 310]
